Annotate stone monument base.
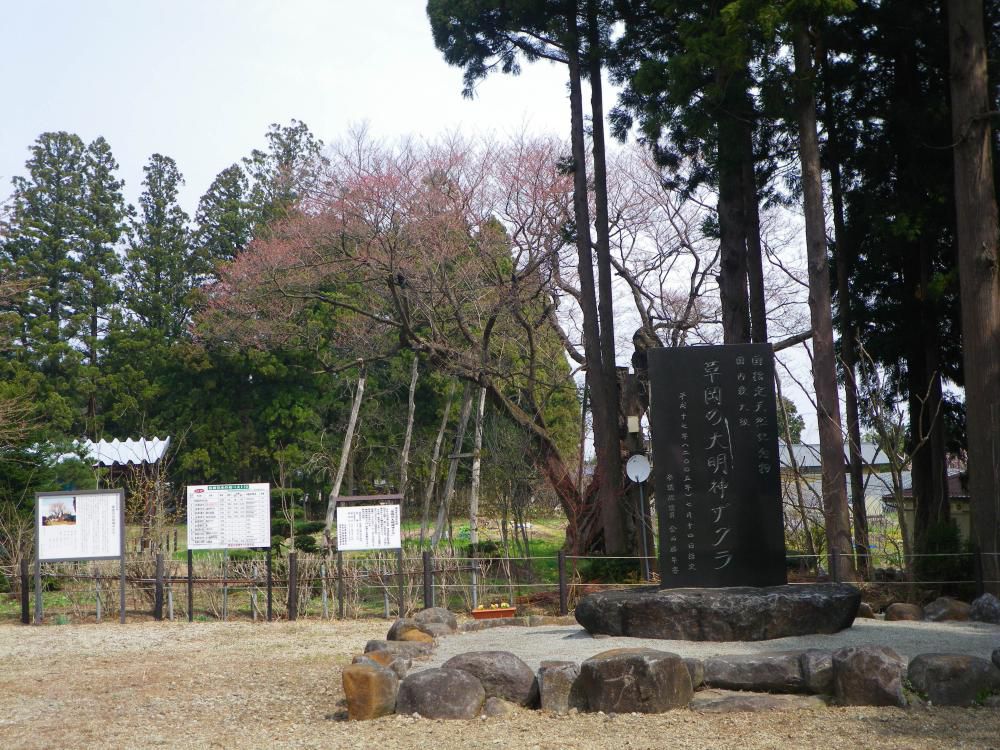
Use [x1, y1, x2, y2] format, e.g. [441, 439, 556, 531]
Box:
[575, 584, 861, 642]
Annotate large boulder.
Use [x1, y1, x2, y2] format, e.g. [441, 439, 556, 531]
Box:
[832, 646, 907, 707]
[691, 689, 828, 713]
[970, 593, 1000, 624]
[342, 664, 398, 720]
[386, 618, 436, 643]
[575, 584, 860, 641]
[364, 640, 434, 659]
[413, 606, 458, 632]
[907, 654, 1000, 707]
[703, 652, 805, 693]
[684, 658, 705, 690]
[353, 652, 410, 678]
[799, 650, 834, 695]
[884, 603, 923, 622]
[442, 651, 538, 707]
[395, 668, 485, 719]
[922, 597, 970, 622]
[579, 648, 693, 713]
[537, 661, 587, 714]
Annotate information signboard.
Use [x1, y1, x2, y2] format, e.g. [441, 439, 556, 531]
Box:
[648, 343, 786, 588]
[336, 504, 401, 551]
[36, 489, 124, 562]
[186, 483, 271, 550]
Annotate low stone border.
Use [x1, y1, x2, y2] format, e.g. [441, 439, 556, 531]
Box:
[340, 606, 1000, 720]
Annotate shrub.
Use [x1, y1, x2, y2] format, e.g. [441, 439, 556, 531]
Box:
[915, 521, 974, 598]
[297, 521, 325, 535]
[294, 535, 319, 554]
[577, 556, 642, 584]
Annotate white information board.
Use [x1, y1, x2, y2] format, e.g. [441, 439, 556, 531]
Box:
[37, 490, 123, 562]
[336, 504, 401, 551]
[187, 483, 271, 550]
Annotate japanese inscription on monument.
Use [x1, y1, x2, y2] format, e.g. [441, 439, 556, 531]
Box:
[648, 344, 786, 588]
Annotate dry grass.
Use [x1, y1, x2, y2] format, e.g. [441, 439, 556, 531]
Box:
[1, 620, 998, 749]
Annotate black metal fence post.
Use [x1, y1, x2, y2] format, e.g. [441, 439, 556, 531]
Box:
[154, 553, 164, 621]
[287, 552, 298, 621]
[397, 547, 405, 618]
[422, 550, 433, 609]
[187, 549, 194, 622]
[558, 551, 568, 616]
[974, 546, 985, 598]
[337, 551, 345, 619]
[20, 559, 29, 625]
[266, 549, 273, 622]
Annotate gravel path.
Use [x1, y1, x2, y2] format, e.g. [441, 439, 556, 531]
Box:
[422, 619, 1000, 671]
[1, 619, 999, 750]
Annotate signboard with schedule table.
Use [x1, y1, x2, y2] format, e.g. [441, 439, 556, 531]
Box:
[186, 483, 271, 550]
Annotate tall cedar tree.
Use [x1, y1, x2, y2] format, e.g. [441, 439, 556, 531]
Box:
[427, 0, 627, 554]
[610, 0, 772, 344]
[823, 2, 961, 565]
[3, 132, 89, 432]
[948, 0, 1000, 594]
[78, 136, 128, 436]
[124, 154, 206, 342]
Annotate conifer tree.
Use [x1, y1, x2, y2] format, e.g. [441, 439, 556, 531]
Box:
[123, 154, 204, 341]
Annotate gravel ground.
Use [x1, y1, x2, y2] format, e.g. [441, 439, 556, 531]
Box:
[422, 619, 1000, 671]
[1, 619, 999, 750]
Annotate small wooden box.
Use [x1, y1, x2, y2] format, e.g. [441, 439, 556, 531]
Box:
[470, 607, 517, 620]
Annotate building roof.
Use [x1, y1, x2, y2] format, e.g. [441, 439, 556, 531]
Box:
[779, 442, 888, 472]
[82, 437, 171, 467]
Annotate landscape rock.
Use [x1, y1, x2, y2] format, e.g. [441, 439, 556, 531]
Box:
[442, 651, 538, 707]
[352, 652, 410, 678]
[857, 602, 876, 619]
[364, 640, 435, 659]
[922, 597, 970, 622]
[413, 607, 458, 632]
[799, 650, 834, 695]
[386, 618, 436, 643]
[342, 664, 399, 720]
[994, 648, 1000, 670]
[395, 668, 485, 719]
[575, 584, 860, 641]
[413, 621, 454, 638]
[884, 603, 923, 622]
[483, 696, 516, 717]
[579, 648, 693, 713]
[527, 615, 578, 626]
[690, 689, 828, 713]
[537, 660, 586, 714]
[970, 593, 1000, 624]
[683, 658, 704, 690]
[704, 652, 805, 693]
[907, 654, 1000, 707]
[832, 646, 907, 707]
[459, 616, 530, 632]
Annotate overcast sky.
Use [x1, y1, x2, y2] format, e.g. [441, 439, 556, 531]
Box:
[1, 0, 822, 442]
[1, 0, 572, 211]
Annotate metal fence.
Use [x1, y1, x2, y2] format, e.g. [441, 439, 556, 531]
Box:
[2, 550, 998, 625]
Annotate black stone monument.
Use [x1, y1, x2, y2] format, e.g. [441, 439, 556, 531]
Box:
[647, 343, 786, 588]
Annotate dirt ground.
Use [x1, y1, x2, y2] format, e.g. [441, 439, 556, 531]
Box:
[1, 620, 998, 750]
